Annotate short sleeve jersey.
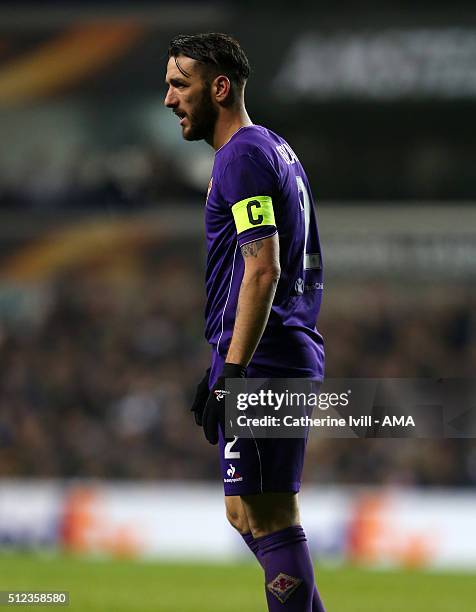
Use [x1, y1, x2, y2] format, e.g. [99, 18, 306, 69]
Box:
[205, 125, 324, 379]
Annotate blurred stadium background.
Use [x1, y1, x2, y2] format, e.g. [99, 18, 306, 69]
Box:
[0, 1, 475, 610]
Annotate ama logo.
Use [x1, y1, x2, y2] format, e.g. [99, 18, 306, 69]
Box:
[224, 463, 243, 483]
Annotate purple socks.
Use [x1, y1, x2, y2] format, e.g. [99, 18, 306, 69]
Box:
[241, 526, 325, 611]
[242, 531, 262, 560]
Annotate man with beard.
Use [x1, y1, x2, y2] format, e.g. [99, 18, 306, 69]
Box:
[164, 33, 326, 612]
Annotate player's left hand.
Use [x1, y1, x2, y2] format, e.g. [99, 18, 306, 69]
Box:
[202, 362, 246, 445]
[191, 368, 211, 426]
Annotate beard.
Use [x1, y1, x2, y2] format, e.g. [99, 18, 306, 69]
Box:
[182, 85, 218, 142]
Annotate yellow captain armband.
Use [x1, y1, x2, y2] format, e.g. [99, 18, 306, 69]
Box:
[231, 195, 275, 234]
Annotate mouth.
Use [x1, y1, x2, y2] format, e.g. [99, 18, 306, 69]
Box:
[174, 110, 187, 126]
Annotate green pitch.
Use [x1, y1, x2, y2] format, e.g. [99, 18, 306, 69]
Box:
[0, 554, 474, 611]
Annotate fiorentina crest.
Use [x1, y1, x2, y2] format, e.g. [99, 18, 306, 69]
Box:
[267, 572, 302, 603]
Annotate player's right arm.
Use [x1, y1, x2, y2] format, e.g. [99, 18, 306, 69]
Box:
[225, 234, 280, 367]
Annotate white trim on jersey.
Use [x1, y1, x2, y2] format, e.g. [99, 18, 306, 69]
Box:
[248, 424, 264, 494]
[216, 241, 238, 356]
[238, 228, 278, 248]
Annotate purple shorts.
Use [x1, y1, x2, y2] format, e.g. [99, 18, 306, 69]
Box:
[211, 351, 309, 497]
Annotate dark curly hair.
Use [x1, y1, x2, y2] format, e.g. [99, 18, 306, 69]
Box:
[168, 33, 251, 90]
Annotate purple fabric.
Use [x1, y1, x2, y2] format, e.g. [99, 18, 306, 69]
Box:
[255, 526, 326, 612]
[219, 425, 305, 496]
[215, 352, 320, 497]
[241, 531, 262, 560]
[241, 530, 325, 611]
[216, 354, 307, 497]
[204, 125, 324, 379]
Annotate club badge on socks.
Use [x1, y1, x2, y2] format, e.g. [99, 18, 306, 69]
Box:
[240, 530, 325, 611]
[257, 525, 326, 611]
[267, 572, 303, 603]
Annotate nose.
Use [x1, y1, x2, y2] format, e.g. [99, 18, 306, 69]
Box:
[164, 86, 177, 108]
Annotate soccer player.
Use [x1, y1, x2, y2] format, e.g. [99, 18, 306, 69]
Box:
[164, 34, 326, 611]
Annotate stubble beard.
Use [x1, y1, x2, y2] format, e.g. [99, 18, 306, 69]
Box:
[182, 85, 218, 142]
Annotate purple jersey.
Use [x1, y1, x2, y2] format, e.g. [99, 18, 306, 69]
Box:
[205, 125, 324, 380]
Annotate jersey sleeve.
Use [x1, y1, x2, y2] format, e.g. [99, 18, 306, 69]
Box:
[219, 150, 279, 247]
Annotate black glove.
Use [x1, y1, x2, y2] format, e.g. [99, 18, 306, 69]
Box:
[202, 362, 246, 445]
[191, 368, 210, 426]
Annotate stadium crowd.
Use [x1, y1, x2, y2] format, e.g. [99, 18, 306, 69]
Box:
[0, 146, 205, 211]
[0, 242, 474, 487]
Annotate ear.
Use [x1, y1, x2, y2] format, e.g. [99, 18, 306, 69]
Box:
[213, 75, 232, 104]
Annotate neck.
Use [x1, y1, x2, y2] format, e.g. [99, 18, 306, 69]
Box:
[209, 106, 253, 151]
